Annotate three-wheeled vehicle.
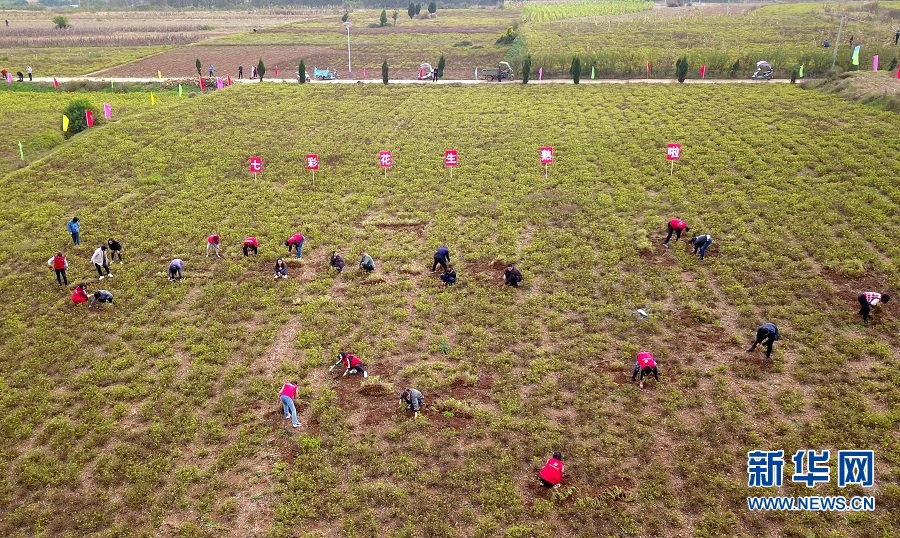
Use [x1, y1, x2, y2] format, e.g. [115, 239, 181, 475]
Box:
[751, 61, 774, 80]
[480, 61, 513, 82]
[313, 67, 338, 80]
[418, 63, 435, 80]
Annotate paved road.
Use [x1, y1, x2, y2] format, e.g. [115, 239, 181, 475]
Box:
[30, 76, 794, 85]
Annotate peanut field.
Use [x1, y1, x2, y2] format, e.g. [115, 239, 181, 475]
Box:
[0, 83, 898, 538]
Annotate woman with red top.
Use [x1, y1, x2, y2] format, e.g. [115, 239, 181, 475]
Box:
[663, 217, 690, 246]
[242, 236, 259, 257]
[631, 351, 660, 389]
[72, 282, 89, 305]
[284, 233, 305, 259]
[858, 291, 890, 323]
[539, 452, 565, 488]
[329, 351, 369, 378]
[47, 251, 69, 285]
[206, 233, 221, 258]
[279, 381, 301, 428]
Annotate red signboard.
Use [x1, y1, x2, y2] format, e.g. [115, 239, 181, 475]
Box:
[444, 150, 458, 167]
[666, 143, 682, 161]
[306, 154, 319, 171]
[540, 147, 553, 165]
[249, 156, 262, 173]
[379, 151, 393, 168]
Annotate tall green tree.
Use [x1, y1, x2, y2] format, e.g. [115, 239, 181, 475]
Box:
[380, 10, 387, 27]
[415, 3, 421, 15]
[408, 3, 415, 18]
[257, 59, 266, 82]
[522, 54, 532, 84]
[341, 12, 349, 23]
[52, 15, 68, 30]
[382, 60, 389, 84]
[675, 55, 688, 83]
[62, 98, 100, 139]
[571, 55, 581, 84]
[195, 58, 202, 76]
[437, 55, 446, 78]
[298, 60, 307, 83]
[428, 1, 436, 14]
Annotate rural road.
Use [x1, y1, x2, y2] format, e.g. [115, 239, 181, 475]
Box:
[31, 76, 793, 85]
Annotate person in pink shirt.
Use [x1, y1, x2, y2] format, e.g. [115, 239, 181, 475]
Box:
[631, 351, 659, 389]
[539, 451, 565, 488]
[284, 233, 305, 259]
[242, 236, 259, 257]
[279, 381, 301, 428]
[663, 218, 690, 247]
[858, 292, 890, 323]
[72, 282, 89, 305]
[206, 233, 221, 258]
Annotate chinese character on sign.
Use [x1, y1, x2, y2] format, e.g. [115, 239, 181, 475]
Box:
[379, 151, 393, 168]
[666, 143, 681, 161]
[747, 450, 785, 487]
[540, 147, 553, 165]
[249, 157, 262, 173]
[838, 451, 874, 487]
[306, 154, 319, 171]
[445, 150, 458, 167]
[791, 450, 830, 488]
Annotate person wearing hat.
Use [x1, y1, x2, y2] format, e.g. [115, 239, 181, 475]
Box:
[631, 351, 659, 389]
[399, 388, 424, 419]
[663, 217, 690, 247]
[858, 291, 890, 324]
[539, 452, 565, 488]
[329, 351, 368, 378]
[747, 322, 779, 360]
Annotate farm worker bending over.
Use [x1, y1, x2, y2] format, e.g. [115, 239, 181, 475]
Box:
[91, 245, 113, 279]
[107, 238, 123, 263]
[432, 246, 451, 273]
[539, 452, 565, 489]
[330, 351, 369, 378]
[400, 388, 424, 418]
[663, 218, 690, 246]
[631, 351, 660, 389]
[330, 251, 346, 272]
[90, 289, 113, 308]
[359, 251, 375, 272]
[858, 291, 890, 324]
[689, 234, 713, 260]
[747, 322, 779, 360]
[242, 236, 259, 257]
[441, 264, 456, 287]
[274, 259, 288, 279]
[285, 233, 305, 259]
[67, 216, 80, 245]
[504, 264, 522, 287]
[168, 259, 184, 281]
[279, 381, 302, 428]
[72, 283, 89, 305]
[206, 233, 221, 258]
[48, 251, 69, 285]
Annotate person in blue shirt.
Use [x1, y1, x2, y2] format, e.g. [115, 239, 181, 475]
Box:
[432, 246, 451, 273]
[747, 322, 779, 360]
[67, 216, 80, 246]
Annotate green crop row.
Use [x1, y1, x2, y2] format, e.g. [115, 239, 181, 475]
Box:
[523, 0, 652, 23]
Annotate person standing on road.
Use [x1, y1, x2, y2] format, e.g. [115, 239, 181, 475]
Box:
[242, 236, 259, 257]
[539, 452, 565, 488]
[433, 65, 439, 82]
[107, 238, 123, 263]
[631, 351, 659, 389]
[48, 251, 69, 285]
[399, 388, 424, 419]
[209, 65, 215, 77]
[689, 233, 713, 260]
[858, 291, 890, 324]
[359, 251, 375, 272]
[238, 65, 243, 79]
[168, 258, 184, 281]
[747, 322, 779, 360]
[329, 351, 369, 378]
[67, 216, 81, 246]
[91, 245, 113, 280]
[895, 30, 900, 45]
[279, 381, 302, 428]
[663, 217, 689, 246]
[285, 233, 305, 259]
[206, 233, 221, 258]
[26, 66, 32, 81]
[432, 245, 451, 273]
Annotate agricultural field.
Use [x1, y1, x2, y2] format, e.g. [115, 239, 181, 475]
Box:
[0, 83, 898, 537]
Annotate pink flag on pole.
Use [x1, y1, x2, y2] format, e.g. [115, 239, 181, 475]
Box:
[897, 65, 900, 79]
[646, 62, 651, 77]
[700, 65, 706, 78]
[6, 72, 11, 83]
[538, 67, 543, 81]
[363, 67, 367, 79]
[217, 77, 223, 89]
[53, 77, 59, 89]
[873, 55, 878, 72]
[103, 103, 111, 119]
[275, 66, 279, 77]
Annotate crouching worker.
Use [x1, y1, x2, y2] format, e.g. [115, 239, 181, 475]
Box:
[539, 452, 565, 489]
[279, 381, 301, 428]
[504, 264, 522, 287]
[747, 322, 779, 360]
[72, 282, 89, 305]
[330, 251, 345, 272]
[329, 351, 368, 378]
[242, 236, 259, 257]
[689, 233, 713, 260]
[858, 291, 890, 324]
[631, 351, 659, 389]
[168, 259, 184, 281]
[440, 264, 456, 286]
[664, 218, 690, 246]
[399, 388, 424, 419]
[359, 251, 375, 272]
[89, 289, 113, 308]
[274, 258, 288, 279]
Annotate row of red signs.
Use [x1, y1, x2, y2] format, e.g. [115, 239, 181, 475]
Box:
[249, 144, 682, 173]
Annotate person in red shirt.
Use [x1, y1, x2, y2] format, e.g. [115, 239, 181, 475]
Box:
[279, 381, 301, 428]
[206, 233, 221, 258]
[663, 218, 690, 246]
[72, 282, 89, 305]
[242, 236, 259, 257]
[47, 251, 69, 285]
[284, 233, 305, 259]
[631, 351, 659, 389]
[329, 351, 368, 378]
[539, 452, 565, 488]
[858, 292, 890, 323]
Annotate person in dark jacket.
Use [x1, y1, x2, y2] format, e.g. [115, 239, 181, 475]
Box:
[107, 238, 123, 263]
[330, 251, 346, 272]
[858, 292, 890, 323]
[89, 289, 113, 308]
[432, 246, 451, 273]
[440, 264, 456, 286]
[504, 264, 522, 287]
[359, 251, 375, 272]
[400, 388, 424, 418]
[747, 322, 779, 360]
[274, 258, 288, 279]
[168, 259, 184, 281]
[689, 234, 713, 260]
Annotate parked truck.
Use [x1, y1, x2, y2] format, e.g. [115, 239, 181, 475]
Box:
[480, 61, 513, 82]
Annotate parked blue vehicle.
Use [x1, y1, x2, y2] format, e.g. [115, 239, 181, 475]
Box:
[313, 67, 338, 80]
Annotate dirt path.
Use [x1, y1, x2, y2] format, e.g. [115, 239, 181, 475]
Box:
[29, 76, 798, 85]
